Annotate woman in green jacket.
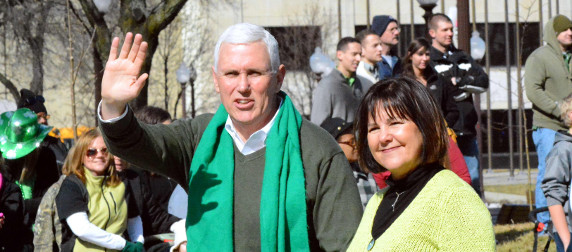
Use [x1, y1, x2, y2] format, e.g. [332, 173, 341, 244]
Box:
[347, 77, 495, 251]
[55, 129, 143, 252]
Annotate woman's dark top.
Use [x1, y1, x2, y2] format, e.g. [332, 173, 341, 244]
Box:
[371, 163, 444, 239]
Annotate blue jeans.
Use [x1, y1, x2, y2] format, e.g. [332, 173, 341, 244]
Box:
[457, 135, 481, 197]
[533, 127, 557, 229]
[553, 231, 572, 252]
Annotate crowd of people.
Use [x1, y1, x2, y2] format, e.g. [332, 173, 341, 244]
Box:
[11, 9, 572, 252]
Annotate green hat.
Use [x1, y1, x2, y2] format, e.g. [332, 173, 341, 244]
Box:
[0, 108, 52, 159]
[554, 15, 572, 34]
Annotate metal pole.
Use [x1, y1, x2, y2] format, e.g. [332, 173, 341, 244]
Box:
[397, 0, 402, 55]
[485, 0, 492, 174]
[410, 0, 415, 41]
[555, 0, 559, 15]
[471, 0, 485, 198]
[471, 0, 477, 31]
[338, 0, 342, 40]
[182, 83, 187, 118]
[441, 0, 445, 13]
[457, 0, 470, 52]
[505, 0, 514, 177]
[191, 80, 196, 118]
[240, 0, 244, 22]
[548, 0, 552, 19]
[539, 0, 543, 46]
[422, 4, 437, 40]
[366, 0, 371, 29]
[516, 0, 524, 173]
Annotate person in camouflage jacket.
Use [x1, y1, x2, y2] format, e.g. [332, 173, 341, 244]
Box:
[33, 175, 66, 252]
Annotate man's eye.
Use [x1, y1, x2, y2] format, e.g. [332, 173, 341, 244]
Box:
[225, 72, 239, 77]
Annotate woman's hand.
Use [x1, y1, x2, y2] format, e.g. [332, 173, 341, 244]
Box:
[101, 32, 149, 120]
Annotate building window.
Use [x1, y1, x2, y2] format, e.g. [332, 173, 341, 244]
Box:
[265, 26, 322, 71]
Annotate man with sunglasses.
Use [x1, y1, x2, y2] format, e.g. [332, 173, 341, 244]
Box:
[320, 118, 378, 209]
[98, 23, 362, 252]
[17, 89, 68, 174]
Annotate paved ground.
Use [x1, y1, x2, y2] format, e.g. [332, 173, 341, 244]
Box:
[483, 169, 537, 204]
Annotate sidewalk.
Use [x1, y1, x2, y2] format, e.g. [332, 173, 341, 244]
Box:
[482, 170, 537, 204]
[483, 170, 537, 186]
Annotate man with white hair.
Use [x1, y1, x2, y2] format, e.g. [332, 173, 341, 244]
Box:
[97, 23, 362, 251]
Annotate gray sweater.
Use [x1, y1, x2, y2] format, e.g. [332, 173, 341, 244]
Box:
[99, 107, 363, 252]
[542, 130, 572, 232]
[311, 69, 367, 126]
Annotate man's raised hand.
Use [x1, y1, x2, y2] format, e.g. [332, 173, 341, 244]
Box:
[101, 32, 148, 119]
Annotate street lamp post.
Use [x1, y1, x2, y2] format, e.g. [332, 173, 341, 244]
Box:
[176, 63, 191, 118]
[189, 65, 197, 118]
[417, 0, 439, 39]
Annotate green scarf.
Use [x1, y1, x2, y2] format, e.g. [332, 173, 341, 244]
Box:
[186, 92, 310, 251]
[15, 180, 34, 200]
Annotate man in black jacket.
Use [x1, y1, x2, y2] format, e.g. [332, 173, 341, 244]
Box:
[115, 157, 184, 252]
[428, 13, 489, 196]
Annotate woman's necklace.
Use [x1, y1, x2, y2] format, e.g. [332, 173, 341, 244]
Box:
[367, 190, 408, 250]
[391, 191, 406, 212]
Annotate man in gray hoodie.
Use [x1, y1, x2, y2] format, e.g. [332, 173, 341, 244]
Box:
[526, 15, 572, 231]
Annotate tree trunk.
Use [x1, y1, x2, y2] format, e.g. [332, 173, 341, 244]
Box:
[0, 73, 21, 102]
[29, 37, 45, 95]
[93, 46, 104, 125]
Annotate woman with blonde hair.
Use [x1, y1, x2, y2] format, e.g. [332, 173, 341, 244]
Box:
[56, 129, 144, 252]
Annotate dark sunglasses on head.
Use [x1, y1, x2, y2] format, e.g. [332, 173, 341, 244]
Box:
[86, 148, 108, 158]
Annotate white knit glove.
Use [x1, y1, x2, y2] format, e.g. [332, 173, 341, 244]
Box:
[169, 219, 187, 252]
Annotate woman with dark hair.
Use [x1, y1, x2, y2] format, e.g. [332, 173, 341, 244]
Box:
[347, 78, 494, 251]
[0, 108, 59, 250]
[402, 37, 458, 126]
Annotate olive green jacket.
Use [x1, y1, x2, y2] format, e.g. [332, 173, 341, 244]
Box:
[525, 16, 572, 131]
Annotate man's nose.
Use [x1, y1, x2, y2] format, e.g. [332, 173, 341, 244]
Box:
[237, 73, 250, 93]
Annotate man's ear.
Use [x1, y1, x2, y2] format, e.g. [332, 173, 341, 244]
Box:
[212, 66, 220, 93]
[275, 64, 286, 91]
[567, 110, 572, 124]
[336, 50, 343, 62]
[428, 29, 436, 39]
